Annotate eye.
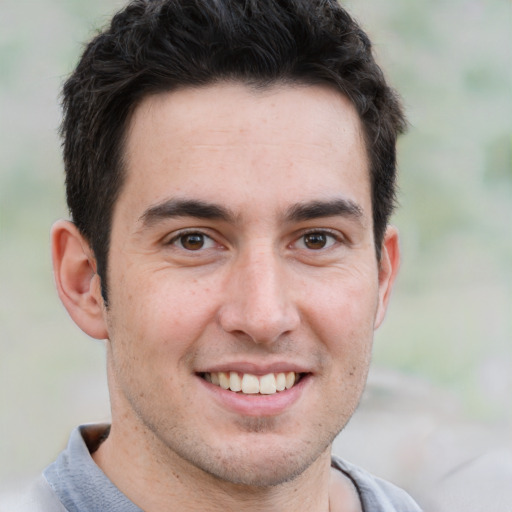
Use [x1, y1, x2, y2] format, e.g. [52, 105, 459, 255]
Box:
[296, 231, 338, 250]
[171, 232, 216, 251]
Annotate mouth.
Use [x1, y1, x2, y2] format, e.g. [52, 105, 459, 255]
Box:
[199, 371, 305, 395]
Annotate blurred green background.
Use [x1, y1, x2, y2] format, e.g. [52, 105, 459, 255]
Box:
[1, 0, 511, 491]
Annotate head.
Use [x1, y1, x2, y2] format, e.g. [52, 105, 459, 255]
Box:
[52, 0, 405, 496]
[61, 0, 406, 303]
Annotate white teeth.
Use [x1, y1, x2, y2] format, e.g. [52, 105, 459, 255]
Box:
[259, 373, 277, 395]
[205, 371, 301, 394]
[276, 372, 286, 391]
[229, 371, 242, 392]
[241, 373, 260, 394]
[218, 371, 230, 390]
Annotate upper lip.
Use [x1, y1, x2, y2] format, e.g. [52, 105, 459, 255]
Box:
[196, 361, 312, 375]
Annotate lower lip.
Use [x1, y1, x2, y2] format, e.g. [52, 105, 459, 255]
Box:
[197, 374, 310, 417]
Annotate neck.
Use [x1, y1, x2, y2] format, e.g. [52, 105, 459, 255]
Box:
[93, 421, 338, 512]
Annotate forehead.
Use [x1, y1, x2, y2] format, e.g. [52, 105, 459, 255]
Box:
[121, 82, 370, 220]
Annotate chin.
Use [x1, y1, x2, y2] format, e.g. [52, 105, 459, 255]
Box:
[202, 453, 315, 488]
[183, 431, 334, 488]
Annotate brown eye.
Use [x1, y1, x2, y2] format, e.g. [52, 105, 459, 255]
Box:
[303, 232, 328, 250]
[169, 231, 217, 251]
[179, 233, 206, 250]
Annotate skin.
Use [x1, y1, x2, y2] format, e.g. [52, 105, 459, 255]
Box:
[52, 83, 400, 511]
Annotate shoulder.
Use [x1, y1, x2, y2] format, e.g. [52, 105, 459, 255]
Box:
[331, 456, 423, 512]
[2, 475, 67, 512]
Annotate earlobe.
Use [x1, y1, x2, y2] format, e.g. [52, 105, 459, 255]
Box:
[51, 220, 108, 340]
[374, 225, 400, 329]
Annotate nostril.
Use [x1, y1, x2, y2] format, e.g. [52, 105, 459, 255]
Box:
[217, 308, 300, 345]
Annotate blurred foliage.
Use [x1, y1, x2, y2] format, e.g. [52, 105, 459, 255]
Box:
[1, 0, 511, 483]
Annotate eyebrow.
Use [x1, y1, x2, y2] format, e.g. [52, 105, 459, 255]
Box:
[138, 196, 364, 229]
[139, 198, 237, 227]
[284, 198, 364, 223]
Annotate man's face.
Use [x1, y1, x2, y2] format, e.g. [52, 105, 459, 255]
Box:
[101, 83, 396, 486]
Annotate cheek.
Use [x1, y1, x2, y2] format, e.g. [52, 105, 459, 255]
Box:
[305, 273, 379, 341]
[302, 271, 378, 395]
[108, 270, 220, 360]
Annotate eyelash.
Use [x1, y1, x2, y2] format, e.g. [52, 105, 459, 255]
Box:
[293, 229, 343, 251]
[166, 228, 343, 252]
[167, 230, 217, 251]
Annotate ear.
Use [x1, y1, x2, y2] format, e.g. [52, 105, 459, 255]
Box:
[51, 220, 108, 340]
[374, 225, 400, 329]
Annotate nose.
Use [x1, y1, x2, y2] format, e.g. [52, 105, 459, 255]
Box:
[218, 245, 300, 344]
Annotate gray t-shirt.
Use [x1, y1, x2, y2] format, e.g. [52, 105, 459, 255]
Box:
[12, 424, 422, 512]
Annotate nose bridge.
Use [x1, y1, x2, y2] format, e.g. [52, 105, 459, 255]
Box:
[219, 241, 299, 343]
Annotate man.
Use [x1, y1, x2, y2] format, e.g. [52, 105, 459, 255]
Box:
[16, 0, 421, 510]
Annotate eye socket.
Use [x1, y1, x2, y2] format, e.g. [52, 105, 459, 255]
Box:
[296, 231, 338, 250]
[171, 232, 216, 251]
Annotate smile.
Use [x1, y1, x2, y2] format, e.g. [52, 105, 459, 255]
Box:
[201, 371, 302, 395]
